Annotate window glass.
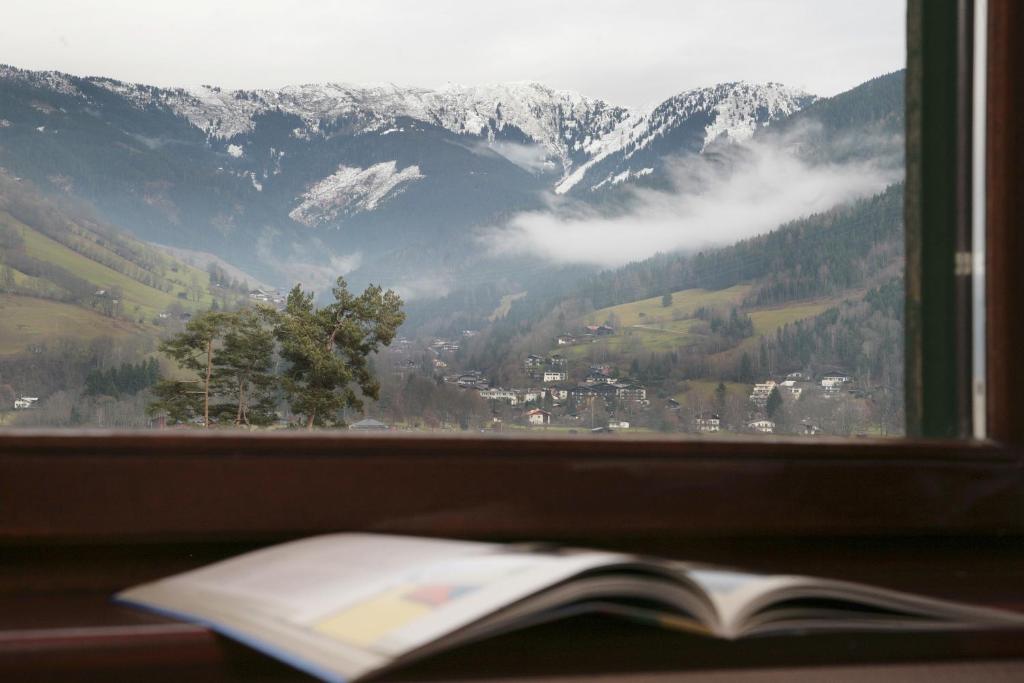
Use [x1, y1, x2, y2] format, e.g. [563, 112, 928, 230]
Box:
[0, 1, 907, 436]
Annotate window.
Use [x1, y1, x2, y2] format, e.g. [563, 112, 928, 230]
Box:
[1, 2, 1023, 678]
[0, 0, 1018, 538]
[0, 1, 925, 439]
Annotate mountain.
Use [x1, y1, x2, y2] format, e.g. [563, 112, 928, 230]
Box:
[0, 65, 819, 294]
[757, 70, 904, 166]
[555, 82, 815, 195]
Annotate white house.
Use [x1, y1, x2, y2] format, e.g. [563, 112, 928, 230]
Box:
[695, 412, 721, 433]
[780, 380, 803, 399]
[524, 354, 545, 369]
[801, 421, 823, 436]
[749, 381, 778, 406]
[546, 387, 568, 401]
[747, 419, 775, 433]
[348, 418, 389, 431]
[543, 371, 568, 383]
[479, 388, 519, 405]
[614, 382, 647, 403]
[608, 420, 630, 429]
[526, 408, 551, 426]
[521, 389, 544, 404]
[821, 374, 850, 391]
[14, 397, 39, 410]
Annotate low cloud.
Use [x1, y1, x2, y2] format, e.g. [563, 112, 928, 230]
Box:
[462, 139, 557, 174]
[390, 274, 454, 301]
[483, 131, 901, 268]
[278, 252, 364, 295]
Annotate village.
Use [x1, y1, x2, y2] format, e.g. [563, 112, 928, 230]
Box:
[375, 321, 875, 436]
[0, 308, 876, 436]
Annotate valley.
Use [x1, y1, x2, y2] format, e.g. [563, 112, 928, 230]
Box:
[0, 64, 906, 436]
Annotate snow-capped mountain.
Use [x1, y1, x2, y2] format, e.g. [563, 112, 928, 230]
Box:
[1, 65, 806, 191]
[1, 63, 896, 298]
[556, 82, 815, 194]
[75, 73, 638, 184]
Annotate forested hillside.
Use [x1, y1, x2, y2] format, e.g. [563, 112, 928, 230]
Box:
[578, 183, 903, 311]
[0, 174, 254, 425]
[758, 70, 904, 165]
[0, 173, 246, 317]
[437, 180, 905, 435]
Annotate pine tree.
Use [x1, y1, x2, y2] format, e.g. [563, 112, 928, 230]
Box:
[152, 311, 230, 427]
[147, 379, 203, 424]
[714, 382, 727, 411]
[766, 386, 783, 418]
[275, 278, 404, 429]
[210, 309, 278, 426]
[739, 352, 754, 382]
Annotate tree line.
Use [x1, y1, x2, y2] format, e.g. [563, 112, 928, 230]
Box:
[147, 277, 404, 429]
[0, 174, 180, 292]
[84, 358, 161, 398]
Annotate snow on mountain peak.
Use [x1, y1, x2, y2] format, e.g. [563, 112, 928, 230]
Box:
[555, 81, 815, 194]
[689, 81, 815, 149]
[1, 66, 816, 194]
[78, 76, 638, 178]
[0, 64, 82, 98]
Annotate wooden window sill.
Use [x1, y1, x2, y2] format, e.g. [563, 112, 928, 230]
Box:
[3, 537, 1023, 681]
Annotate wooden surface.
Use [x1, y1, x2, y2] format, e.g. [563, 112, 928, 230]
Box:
[0, 434, 1022, 543]
[3, 537, 1024, 681]
[2, 2, 1024, 681]
[985, 0, 1024, 444]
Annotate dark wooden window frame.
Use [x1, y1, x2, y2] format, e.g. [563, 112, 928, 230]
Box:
[0, 0, 1021, 548]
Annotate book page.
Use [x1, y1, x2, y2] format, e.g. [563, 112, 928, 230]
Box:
[118, 534, 625, 680]
[684, 567, 1024, 638]
[683, 568, 809, 636]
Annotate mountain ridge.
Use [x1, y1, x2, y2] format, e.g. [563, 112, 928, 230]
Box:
[0, 64, 897, 298]
[0, 63, 812, 187]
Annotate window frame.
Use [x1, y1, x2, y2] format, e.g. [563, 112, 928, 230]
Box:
[0, 0, 1022, 547]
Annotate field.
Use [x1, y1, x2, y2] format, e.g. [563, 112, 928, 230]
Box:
[728, 296, 851, 355]
[0, 294, 152, 355]
[0, 203, 230, 361]
[673, 379, 751, 405]
[584, 285, 751, 327]
[556, 285, 847, 359]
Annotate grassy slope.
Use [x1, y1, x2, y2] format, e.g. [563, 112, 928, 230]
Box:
[9, 266, 63, 298]
[5, 210, 213, 319]
[489, 291, 527, 321]
[584, 285, 751, 327]
[0, 202, 222, 356]
[0, 293, 149, 354]
[555, 286, 748, 357]
[673, 379, 751, 404]
[554, 284, 855, 377]
[726, 294, 856, 356]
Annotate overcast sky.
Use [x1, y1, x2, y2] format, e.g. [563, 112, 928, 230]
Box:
[2, 0, 905, 108]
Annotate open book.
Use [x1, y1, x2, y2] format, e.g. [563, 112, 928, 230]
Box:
[117, 533, 1024, 683]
